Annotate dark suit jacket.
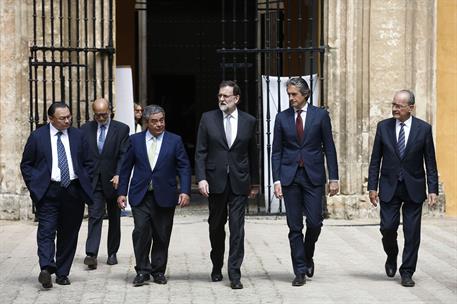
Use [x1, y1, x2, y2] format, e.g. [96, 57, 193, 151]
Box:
[80, 120, 130, 199]
[368, 116, 438, 204]
[195, 109, 258, 195]
[271, 105, 339, 186]
[118, 130, 191, 208]
[20, 124, 94, 205]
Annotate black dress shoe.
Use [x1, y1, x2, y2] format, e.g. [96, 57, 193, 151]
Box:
[133, 273, 150, 287]
[305, 260, 315, 278]
[38, 269, 52, 289]
[152, 273, 167, 284]
[292, 274, 306, 286]
[385, 260, 397, 278]
[84, 255, 97, 270]
[55, 276, 71, 285]
[211, 270, 223, 282]
[107, 254, 118, 265]
[401, 275, 415, 287]
[230, 280, 244, 289]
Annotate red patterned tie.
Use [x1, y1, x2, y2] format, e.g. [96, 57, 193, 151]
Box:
[296, 110, 304, 143]
[296, 110, 304, 167]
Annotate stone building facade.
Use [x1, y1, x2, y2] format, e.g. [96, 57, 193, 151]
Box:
[0, 0, 454, 220]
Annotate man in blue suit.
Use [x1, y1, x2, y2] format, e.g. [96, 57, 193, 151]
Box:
[272, 77, 339, 286]
[117, 104, 191, 287]
[368, 89, 438, 287]
[20, 103, 94, 288]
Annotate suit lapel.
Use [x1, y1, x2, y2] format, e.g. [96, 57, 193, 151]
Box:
[403, 116, 417, 158]
[215, 110, 229, 148]
[303, 104, 315, 145]
[231, 110, 243, 148]
[388, 118, 401, 159]
[139, 130, 152, 171]
[44, 124, 53, 173]
[153, 131, 168, 172]
[102, 121, 117, 154]
[89, 121, 99, 155]
[68, 127, 78, 171]
[284, 108, 297, 145]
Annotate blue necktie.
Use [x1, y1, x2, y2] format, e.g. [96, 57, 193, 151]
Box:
[57, 132, 71, 188]
[98, 124, 106, 153]
[397, 122, 406, 158]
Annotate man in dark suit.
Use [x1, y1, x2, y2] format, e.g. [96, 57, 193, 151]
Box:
[117, 104, 191, 287]
[20, 102, 94, 288]
[80, 98, 130, 269]
[368, 89, 438, 287]
[195, 80, 258, 290]
[272, 77, 339, 286]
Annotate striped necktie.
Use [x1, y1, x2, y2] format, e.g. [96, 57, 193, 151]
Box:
[57, 131, 71, 188]
[397, 122, 406, 158]
[98, 124, 106, 153]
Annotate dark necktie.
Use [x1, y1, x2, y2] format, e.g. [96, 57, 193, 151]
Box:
[296, 110, 304, 167]
[397, 122, 406, 158]
[296, 110, 304, 143]
[57, 131, 71, 188]
[98, 124, 106, 153]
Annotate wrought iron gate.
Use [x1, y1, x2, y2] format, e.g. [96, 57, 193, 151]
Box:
[28, 0, 114, 131]
[218, 0, 326, 214]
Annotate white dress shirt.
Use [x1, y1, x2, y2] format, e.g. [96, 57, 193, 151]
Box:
[145, 130, 164, 171]
[50, 123, 77, 182]
[396, 116, 412, 145]
[223, 108, 238, 147]
[293, 102, 308, 131]
[97, 119, 110, 141]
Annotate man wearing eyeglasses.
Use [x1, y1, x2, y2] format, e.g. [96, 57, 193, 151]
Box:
[195, 80, 258, 289]
[80, 98, 130, 269]
[368, 90, 438, 287]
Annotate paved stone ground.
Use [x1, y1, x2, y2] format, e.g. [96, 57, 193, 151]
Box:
[0, 206, 456, 304]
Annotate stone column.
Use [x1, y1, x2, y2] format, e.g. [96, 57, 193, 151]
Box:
[324, 0, 439, 219]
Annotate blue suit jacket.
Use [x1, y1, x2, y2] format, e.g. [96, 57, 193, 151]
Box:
[272, 105, 339, 186]
[118, 130, 191, 208]
[20, 124, 94, 205]
[368, 116, 438, 204]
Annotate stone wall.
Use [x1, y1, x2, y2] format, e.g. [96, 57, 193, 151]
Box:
[324, 0, 444, 219]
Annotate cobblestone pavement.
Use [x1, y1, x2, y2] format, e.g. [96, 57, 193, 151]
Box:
[0, 207, 456, 304]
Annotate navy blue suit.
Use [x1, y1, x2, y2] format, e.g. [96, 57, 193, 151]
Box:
[118, 130, 191, 275]
[272, 104, 338, 276]
[368, 116, 438, 276]
[20, 124, 93, 278]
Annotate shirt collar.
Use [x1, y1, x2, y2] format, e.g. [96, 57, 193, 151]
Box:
[397, 116, 412, 128]
[49, 123, 68, 136]
[293, 102, 308, 113]
[146, 130, 164, 141]
[222, 108, 238, 119]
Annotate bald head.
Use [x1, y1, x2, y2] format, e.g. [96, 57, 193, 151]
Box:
[93, 98, 110, 124]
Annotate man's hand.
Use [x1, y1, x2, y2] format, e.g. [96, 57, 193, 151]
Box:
[274, 183, 283, 199]
[369, 190, 379, 207]
[117, 195, 127, 209]
[328, 181, 339, 197]
[248, 184, 260, 199]
[198, 180, 210, 197]
[178, 193, 190, 207]
[428, 193, 438, 207]
[110, 175, 119, 190]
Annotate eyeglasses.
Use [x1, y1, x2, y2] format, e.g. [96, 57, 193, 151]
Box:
[94, 112, 109, 118]
[217, 94, 235, 99]
[391, 103, 410, 109]
[134, 109, 143, 113]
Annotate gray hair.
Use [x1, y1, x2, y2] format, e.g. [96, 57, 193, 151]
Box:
[142, 104, 165, 120]
[395, 89, 415, 105]
[286, 77, 310, 96]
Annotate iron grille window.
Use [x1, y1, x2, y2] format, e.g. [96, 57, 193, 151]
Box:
[28, 0, 114, 131]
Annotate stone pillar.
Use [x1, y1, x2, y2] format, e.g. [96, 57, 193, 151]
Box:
[324, 0, 441, 219]
[0, 0, 35, 219]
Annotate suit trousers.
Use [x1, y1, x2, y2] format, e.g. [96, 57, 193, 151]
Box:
[131, 191, 175, 275]
[208, 174, 247, 281]
[36, 180, 85, 277]
[380, 181, 422, 276]
[282, 167, 323, 275]
[86, 179, 121, 257]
